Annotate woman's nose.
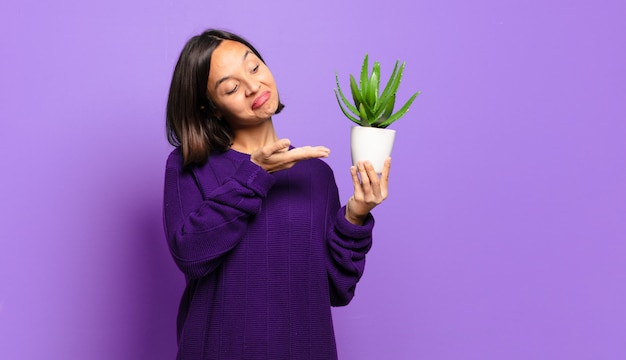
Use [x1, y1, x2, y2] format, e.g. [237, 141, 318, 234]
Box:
[244, 78, 261, 97]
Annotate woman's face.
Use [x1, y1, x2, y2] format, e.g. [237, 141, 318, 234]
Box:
[206, 40, 279, 127]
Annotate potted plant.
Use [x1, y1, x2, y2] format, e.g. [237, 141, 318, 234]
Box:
[334, 54, 421, 172]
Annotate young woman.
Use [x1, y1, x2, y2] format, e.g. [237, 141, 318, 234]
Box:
[163, 29, 391, 360]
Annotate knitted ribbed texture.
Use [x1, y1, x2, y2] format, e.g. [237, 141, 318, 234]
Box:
[163, 148, 374, 360]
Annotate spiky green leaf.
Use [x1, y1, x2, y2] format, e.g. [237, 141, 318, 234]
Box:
[382, 93, 396, 120]
[373, 94, 396, 127]
[334, 90, 362, 125]
[335, 72, 360, 117]
[360, 54, 369, 102]
[376, 60, 400, 112]
[370, 61, 401, 121]
[371, 62, 381, 109]
[378, 91, 421, 128]
[366, 66, 378, 109]
[387, 62, 406, 102]
[361, 100, 377, 126]
[358, 103, 372, 127]
[369, 62, 405, 124]
[349, 75, 363, 111]
[335, 54, 420, 129]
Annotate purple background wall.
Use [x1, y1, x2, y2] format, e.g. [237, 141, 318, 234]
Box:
[1, 0, 625, 359]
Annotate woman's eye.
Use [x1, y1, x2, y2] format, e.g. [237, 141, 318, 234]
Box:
[251, 64, 259, 73]
[226, 85, 238, 95]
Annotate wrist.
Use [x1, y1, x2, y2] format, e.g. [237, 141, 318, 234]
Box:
[345, 198, 367, 225]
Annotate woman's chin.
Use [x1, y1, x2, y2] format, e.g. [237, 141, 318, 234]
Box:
[260, 101, 279, 118]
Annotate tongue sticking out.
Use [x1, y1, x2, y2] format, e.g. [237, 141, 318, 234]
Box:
[252, 91, 270, 110]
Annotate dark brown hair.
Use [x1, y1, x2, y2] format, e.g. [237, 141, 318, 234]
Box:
[166, 29, 284, 166]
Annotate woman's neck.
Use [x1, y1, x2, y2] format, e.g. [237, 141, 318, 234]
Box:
[229, 119, 280, 154]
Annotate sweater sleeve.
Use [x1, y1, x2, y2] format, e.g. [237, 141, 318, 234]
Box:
[163, 153, 275, 279]
[325, 171, 375, 307]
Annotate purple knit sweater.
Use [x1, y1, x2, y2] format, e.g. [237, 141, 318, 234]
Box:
[163, 147, 374, 360]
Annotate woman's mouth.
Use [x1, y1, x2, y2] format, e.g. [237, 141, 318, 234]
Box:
[252, 91, 271, 110]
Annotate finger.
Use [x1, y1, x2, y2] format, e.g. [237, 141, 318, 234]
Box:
[268, 146, 329, 171]
[363, 161, 382, 198]
[350, 165, 363, 198]
[380, 157, 391, 198]
[264, 138, 291, 157]
[306, 146, 330, 158]
[357, 161, 373, 194]
[289, 146, 330, 160]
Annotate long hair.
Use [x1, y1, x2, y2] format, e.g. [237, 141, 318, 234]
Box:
[165, 29, 284, 166]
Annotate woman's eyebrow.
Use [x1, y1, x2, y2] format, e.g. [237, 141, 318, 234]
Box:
[214, 50, 253, 90]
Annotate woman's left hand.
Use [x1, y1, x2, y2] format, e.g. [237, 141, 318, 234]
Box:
[345, 158, 391, 225]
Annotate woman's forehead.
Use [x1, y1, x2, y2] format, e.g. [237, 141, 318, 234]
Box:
[212, 40, 254, 66]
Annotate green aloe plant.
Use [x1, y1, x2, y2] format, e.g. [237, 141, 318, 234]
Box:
[334, 54, 421, 128]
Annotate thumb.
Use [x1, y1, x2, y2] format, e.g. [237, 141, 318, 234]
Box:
[273, 138, 291, 153]
[260, 138, 290, 157]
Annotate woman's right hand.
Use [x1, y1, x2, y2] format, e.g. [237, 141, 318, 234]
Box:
[251, 138, 330, 173]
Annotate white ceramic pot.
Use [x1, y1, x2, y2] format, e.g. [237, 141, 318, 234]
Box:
[350, 126, 396, 173]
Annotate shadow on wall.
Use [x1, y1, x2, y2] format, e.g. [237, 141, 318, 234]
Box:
[88, 153, 183, 359]
[121, 189, 183, 359]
